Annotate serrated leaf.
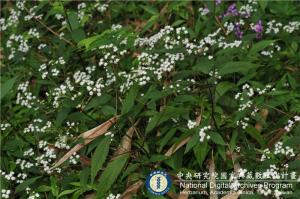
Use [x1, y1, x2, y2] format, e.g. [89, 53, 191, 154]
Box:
[15, 176, 42, 193]
[96, 154, 129, 197]
[249, 40, 275, 55]
[91, 136, 111, 184]
[1, 77, 17, 100]
[219, 62, 259, 75]
[121, 85, 138, 115]
[210, 132, 226, 145]
[245, 126, 266, 147]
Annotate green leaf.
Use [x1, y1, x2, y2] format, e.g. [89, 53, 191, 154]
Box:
[158, 128, 176, 152]
[71, 29, 86, 43]
[249, 40, 275, 55]
[36, 185, 52, 192]
[58, 189, 78, 198]
[91, 136, 111, 184]
[96, 154, 129, 197]
[1, 77, 17, 100]
[145, 106, 187, 133]
[245, 126, 266, 147]
[219, 62, 259, 75]
[193, 141, 210, 168]
[121, 85, 138, 115]
[215, 81, 235, 101]
[259, 1, 268, 11]
[50, 176, 59, 197]
[140, 5, 159, 15]
[142, 15, 159, 34]
[15, 176, 42, 193]
[209, 132, 226, 146]
[68, 11, 80, 30]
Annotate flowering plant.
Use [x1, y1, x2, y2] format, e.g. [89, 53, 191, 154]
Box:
[1, 1, 300, 198]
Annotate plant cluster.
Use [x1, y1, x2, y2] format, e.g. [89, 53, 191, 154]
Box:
[1, 0, 300, 199]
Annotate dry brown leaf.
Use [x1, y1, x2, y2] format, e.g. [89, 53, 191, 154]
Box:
[208, 157, 218, 199]
[120, 180, 143, 199]
[166, 191, 178, 199]
[177, 188, 189, 199]
[255, 108, 269, 132]
[267, 128, 286, 148]
[84, 193, 95, 199]
[113, 120, 139, 158]
[50, 116, 119, 170]
[220, 192, 239, 199]
[165, 113, 202, 157]
[165, 136, 191, 157]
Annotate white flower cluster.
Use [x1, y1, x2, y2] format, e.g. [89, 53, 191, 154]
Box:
[236, 117, 249, 129]
[217, 38, 242, 49]
[261, 141, 296, 161]
[96, 3, 109, 13]
[16, 159, 34, 170]
[239, 0, 257, 18]
[35, 142, 60, 174]
[0, 170, 16, 181]
[73, 70, 104, 96]
[55, 135, 71, 150]
[260, 148, 271, 161]
[55, 14, 67, 26]
[98, 44, 126, 67]
[264, 20, 300, 34]
[187, 120, 197, 129]
[112, 24, 122, 30]
[283, 21, 300, 33]
[28, 192, 40, 199]
[0, 169, 28, 184]
[1, 123, 11, 131]
[235, 83, 274, 115]
[28, 28, 40, 39]
[23, 119, 52, 134]
[106, 193, 120, 199]
[284, 115, 300, 132]
[105, 131, 115, 141]
[51, 78, 74, 108]
[256, 165, 284, 198]
[39, 57, 65, 79]
[265, 20, 282, 34]
[77, 3, 87, 21]
[69, 152, 80, 165]
[24, 6, 43, 21]
[24, 148, 34, 156]
[223, 22, 235, 34]
[199, 125, 211, 142]
[274, 142, 295, 157]
[1, 189, 11, 199]
[199, 7, 210, 16]
[155, 53, 185, 80]
[0, 8, 20, 31]
[209, 69, 221, 84]
[37, 43, 46, 50]
[6, 34, 30, 60]
[261, 50, 274, 57]
[16, 81, 37, 109]
[16, 173, 27, 183]
[135, 26, 175, 49]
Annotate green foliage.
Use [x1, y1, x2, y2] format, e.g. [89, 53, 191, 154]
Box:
[1, 0, 300, 198]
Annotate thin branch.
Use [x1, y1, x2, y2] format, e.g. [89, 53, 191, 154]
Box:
[25, 7, 75, 47]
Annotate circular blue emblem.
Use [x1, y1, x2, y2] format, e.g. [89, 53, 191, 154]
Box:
[146, 170, 171, 195]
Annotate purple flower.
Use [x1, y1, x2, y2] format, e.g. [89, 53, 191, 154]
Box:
[254, 20, 263, 39]
[215, 0, 222, 5]
[234, 23, 243, 39]
[225, 3, 238, 16]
